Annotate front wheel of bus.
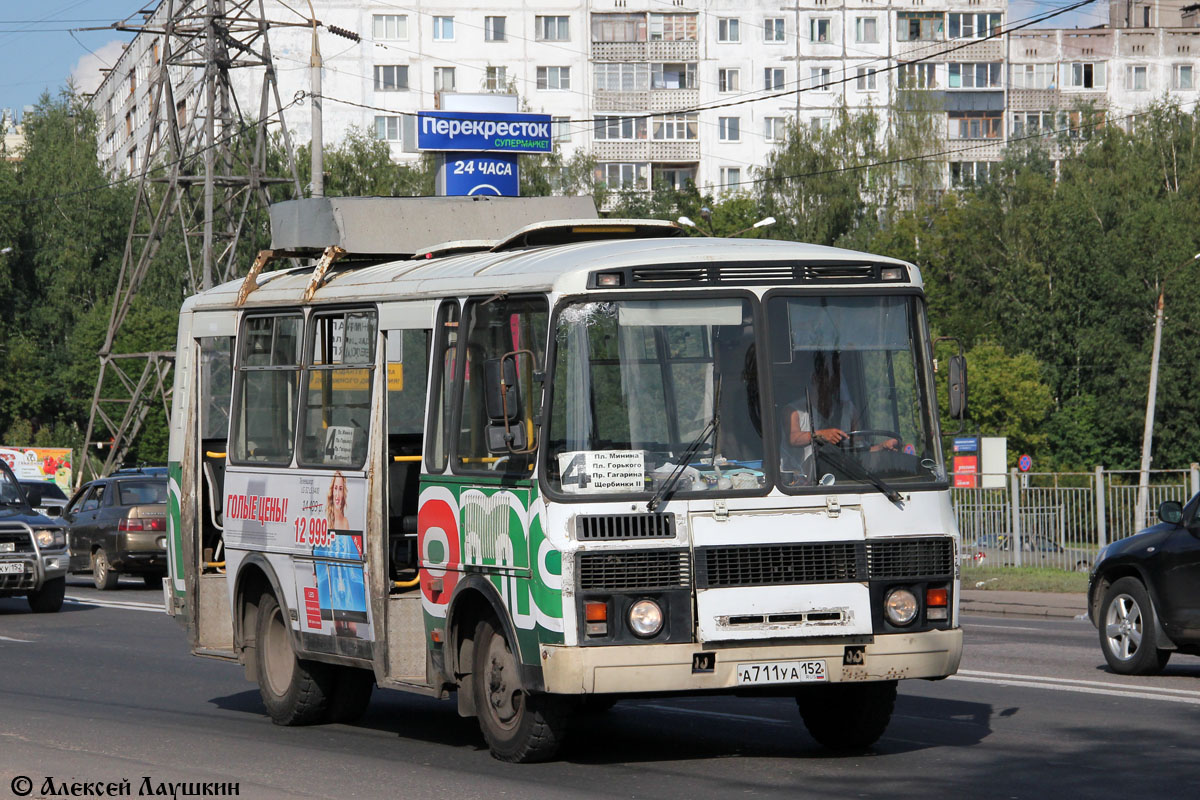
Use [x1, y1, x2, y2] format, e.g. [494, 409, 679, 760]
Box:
[255, 592, 332, 725]
[472, 616, 568, 763]
[796, 680, 897, 751]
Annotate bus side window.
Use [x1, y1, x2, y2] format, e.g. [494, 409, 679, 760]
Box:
[199, 336, 233, 569]
[298, 309, 377, 469]
[230, 315, 302, 465]
[386, 328, 430, 578]
[426, 302, 460, 474]
[456, 296, 548, 475]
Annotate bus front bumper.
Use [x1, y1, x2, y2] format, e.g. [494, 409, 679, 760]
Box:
[539, 628, 963, 695]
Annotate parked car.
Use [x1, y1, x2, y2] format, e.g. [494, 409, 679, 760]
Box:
[1088, 494, 1200, 674]
[18, 480, 69, 517]
[0, 459, 69, 612]
[63, 473, 169, 590]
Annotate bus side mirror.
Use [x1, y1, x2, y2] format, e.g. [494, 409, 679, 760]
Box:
[948, 354, 968, 420]
[484, 356, 521, 424]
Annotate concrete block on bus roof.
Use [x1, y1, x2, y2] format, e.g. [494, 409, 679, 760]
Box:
[268, 196, 599, 257]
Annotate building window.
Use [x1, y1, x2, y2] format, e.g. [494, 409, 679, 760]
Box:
[373, 14, 408, 40]
[718, 116, 740, 141]
[128, 145, 138, 174]
[950, 161, 991, 186]
[484, 66, 507, 91]
[948, 63, 1002, 89]
[948, 13, 1002, 40]
[374, 115, 402, 142]
[856, 67, 877, 90]
[856, 17, 878, 44]
[592, 13, 646, 43]
[552, 116, 572, 142]
[1011, 111, 1054, 137]
[649, 13, 697, 41]
[810, 18, 831, 43]
[809, 67, 832, 89]
[652, 62, 697, 89]
[484, 16, 506, 42]
[764, 18, 785, 42]
[1068, 62, 1106, 89]
[898, 12, 943, 42]
[536, 15, 569, 41]
[128, 69, 136, 94]
[718, 18, 740, 42]
[537, 66, 571, 90]
[434, 66, 456, 92]
[653, 165, 696, 190]
[718, 68, 740, 92]
[597, 162, 649, 191]
[719, 166, 741, 192]
[1125, 65, 1148, 91]
[898, 63, 937, 89]
[1011, 63, 1056, 89]
[764, 68, 785, 90]
[595, 62, 649, 91]
[433, 16, 454, 41]
[653, 113, 698, 140]
[764, 116, 787, 142]
[594, 115, 647, 141]
[949, 111, 1002, 139]
[811, 117, 832, 133]
[1175, 64, 1194, 90]
[374, 65, 409, 91]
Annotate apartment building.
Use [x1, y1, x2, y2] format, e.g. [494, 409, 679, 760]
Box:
[82, 2, 1196, 196]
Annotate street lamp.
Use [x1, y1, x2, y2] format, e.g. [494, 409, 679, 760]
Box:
[728, 216, 776, 237]
[677, 216, 712, 235]
[1135, 251, 1200, 530]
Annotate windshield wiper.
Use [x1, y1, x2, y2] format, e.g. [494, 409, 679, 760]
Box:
[648, 368, 723, 512]
[812, 437, 904, 506]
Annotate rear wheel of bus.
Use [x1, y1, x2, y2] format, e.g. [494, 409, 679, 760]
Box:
[473, 616, 569, 762]
[255, 592, 333, 725]
[795, 680, 897, 751]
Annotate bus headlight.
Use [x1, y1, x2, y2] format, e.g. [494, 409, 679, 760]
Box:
[628, 599, 664, 637]
[884, 588, 919, 626]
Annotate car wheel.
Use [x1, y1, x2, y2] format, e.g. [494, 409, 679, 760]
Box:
[1100, 577, 1171, 675]
[255, 592, 332, 725]
[472, 615, 569, 763]
[796, 680, 897, 751]
[323, 667, 375, 724]
[93, 549, 119, 590]
[27, 576, 66, 613]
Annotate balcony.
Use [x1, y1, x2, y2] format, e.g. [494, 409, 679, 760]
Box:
[591, 40, 698, 62]
[594, 88, 699, 113]
[592, 140, 701, 162]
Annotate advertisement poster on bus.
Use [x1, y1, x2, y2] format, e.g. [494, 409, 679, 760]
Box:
[223, 468, 373, 641]
[0, 446, 73, 491]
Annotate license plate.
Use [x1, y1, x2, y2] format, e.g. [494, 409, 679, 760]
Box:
[0, 562, 25, 574]
[736, 659, 827, 685]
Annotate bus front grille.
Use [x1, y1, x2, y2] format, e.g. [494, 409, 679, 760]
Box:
[866, 537, 955, 578]
[577, 549, 690, 591]
[576, 513, 675, 541]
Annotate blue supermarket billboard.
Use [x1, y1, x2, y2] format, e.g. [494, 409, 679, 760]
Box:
[417, 111, 552, 153]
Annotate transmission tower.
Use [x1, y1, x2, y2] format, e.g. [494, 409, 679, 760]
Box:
[80, 0, 303, 483]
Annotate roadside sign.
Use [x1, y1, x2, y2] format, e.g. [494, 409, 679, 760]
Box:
[1018, 454, 1032, 472]
[953, 436, 979, 453]
[416, 111, 552, 153]
[953, 455, 978, 488]
[441, 153, 520, 196]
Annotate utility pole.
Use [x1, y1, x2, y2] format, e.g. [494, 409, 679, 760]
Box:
[1135, 252, 1200, 529]
[308, 1, 323, 198]
[80, 0, 305, 484]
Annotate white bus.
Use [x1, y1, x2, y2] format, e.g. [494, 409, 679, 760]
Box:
[165, 216, 964, 762]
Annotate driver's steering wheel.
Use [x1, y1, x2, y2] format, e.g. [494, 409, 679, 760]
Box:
[841, 430, 903, 452]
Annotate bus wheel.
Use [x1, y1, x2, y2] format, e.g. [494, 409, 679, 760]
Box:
[255, 592, 332, 725]
[324, 667, 375, 724]
[796, 680, 897, 751]
[472, 616, 568, 762]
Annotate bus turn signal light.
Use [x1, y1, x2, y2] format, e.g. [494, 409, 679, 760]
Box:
[585, 601, 608, 636]
[926, 587, 949, 620]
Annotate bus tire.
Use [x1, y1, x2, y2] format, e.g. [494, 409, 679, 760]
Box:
[324, 666, 375, 724]
[255, 592, 332, 725]
[472, 615, 568, 762]
[796, 680, 897, 751]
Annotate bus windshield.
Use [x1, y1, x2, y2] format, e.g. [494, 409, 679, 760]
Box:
[545, 293, 945, 500]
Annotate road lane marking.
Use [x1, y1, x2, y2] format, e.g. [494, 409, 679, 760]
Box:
[0, 635, 33, 642]
[952, 670, 1200, 704]
[631, 703, 791, 727]
[65, 595, 165, 613]
[964, 622, 1050, 633]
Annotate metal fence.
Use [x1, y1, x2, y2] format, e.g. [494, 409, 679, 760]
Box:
[953, 466, 1200, 571]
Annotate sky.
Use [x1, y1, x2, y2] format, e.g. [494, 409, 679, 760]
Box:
[0, 0, 1110, 124]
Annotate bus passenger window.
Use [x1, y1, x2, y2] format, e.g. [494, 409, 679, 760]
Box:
[426, 302, 460, 473]
[231, 315, 302, 464]
[299, 310, 377, 469]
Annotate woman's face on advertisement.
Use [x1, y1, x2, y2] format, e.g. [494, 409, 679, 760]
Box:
[332, 477, 346, 509]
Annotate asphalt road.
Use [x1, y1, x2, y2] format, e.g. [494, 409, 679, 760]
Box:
[2, 578, 1199, 799]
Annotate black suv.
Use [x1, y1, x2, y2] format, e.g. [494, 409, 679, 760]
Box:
[0, 459, 69, 612]
[64, 472, 168, 590]
[1088, 494, 1200, 674]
